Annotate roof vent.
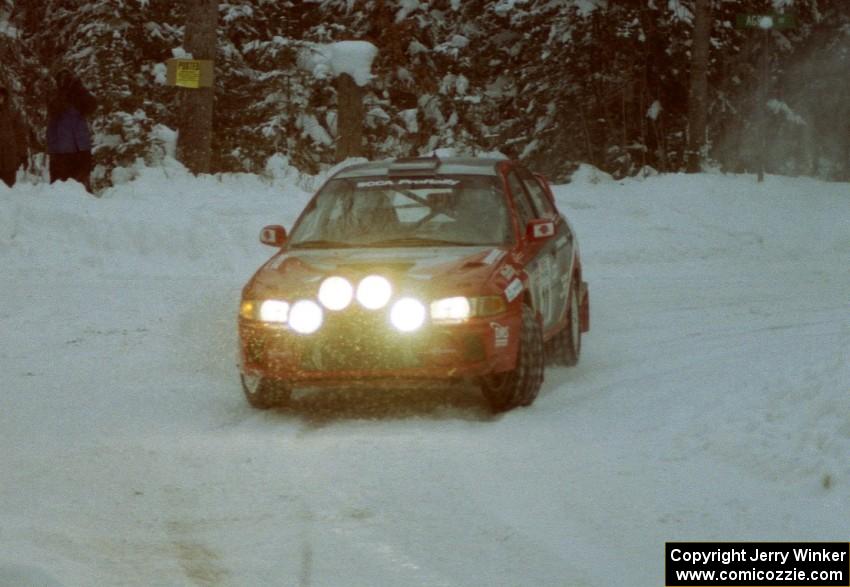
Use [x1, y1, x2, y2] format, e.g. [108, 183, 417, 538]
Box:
[388, 155, 441, 175]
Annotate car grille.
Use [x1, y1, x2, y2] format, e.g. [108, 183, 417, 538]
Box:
[244, 310, 487, 372]
[300, 310, 426, 372]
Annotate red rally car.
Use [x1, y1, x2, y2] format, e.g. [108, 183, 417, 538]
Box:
[238, 156, 589, 412]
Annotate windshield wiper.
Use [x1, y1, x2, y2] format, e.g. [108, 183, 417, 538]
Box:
[290, 239, 356, 249]
[364, 237, 474, 247]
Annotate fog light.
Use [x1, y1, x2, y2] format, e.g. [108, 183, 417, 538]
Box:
[356, 275, 392, 310]
[390, 298, 426, 332]
[289, 300, 323, 334]
[318, 276, 353, 311]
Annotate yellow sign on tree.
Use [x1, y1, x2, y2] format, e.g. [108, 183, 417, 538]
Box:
[165, 59, 214, 88]
[176, 61, 201, 88]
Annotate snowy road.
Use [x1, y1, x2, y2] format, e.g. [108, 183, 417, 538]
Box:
[1, 168, 848, 586]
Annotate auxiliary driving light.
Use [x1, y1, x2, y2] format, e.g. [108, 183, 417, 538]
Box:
[356, 275, 393, 310]
[259, 300, 289, 323]
[390, 298, 427, 332]
[289, 300, 323, 334]
[318, 276, 353, 311]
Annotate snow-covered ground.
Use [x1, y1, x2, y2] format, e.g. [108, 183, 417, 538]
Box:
[1, 161, 848, 586]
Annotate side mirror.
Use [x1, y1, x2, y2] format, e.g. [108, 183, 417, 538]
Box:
[526, 219, 555, 241]
[260, 225, 287, 247]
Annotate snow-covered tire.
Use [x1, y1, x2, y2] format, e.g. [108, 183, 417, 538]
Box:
[549, 283, 581, 367]
[480, 304, 544, 413]
[240, 374, 291, 409]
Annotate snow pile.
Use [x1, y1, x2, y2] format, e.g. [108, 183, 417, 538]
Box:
[0, 157, 311, 278]
[298, 40, 378, 86]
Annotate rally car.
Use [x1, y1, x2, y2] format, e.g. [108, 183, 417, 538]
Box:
[237, 156, 589, 412]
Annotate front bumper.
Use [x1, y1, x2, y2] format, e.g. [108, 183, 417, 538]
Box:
[238, 307, 520, 386]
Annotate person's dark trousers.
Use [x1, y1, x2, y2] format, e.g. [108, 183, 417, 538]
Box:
[0, 169, 14, 188]
[50, 151, 92, 193]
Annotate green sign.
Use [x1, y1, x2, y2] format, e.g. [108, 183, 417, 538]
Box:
[736, 13, 797, 30]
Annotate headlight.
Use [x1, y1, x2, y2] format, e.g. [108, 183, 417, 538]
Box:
[259, 300, 290, 323]
[356, 275, 393, 310]
[430, 296, 471, 321]
[318, 276, 353, 311]
[240, 299, 291, 323]
[469, 296, 507, 317]
[390, 298, 426, 332]
[289, 300, 323, 334]
[430, 296, 506, 321]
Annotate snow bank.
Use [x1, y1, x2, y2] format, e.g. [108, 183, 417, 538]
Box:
[0, 157, 311, 279]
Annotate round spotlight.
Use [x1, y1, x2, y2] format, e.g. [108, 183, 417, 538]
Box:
[259, 300, 289, 323]
[289, 300, 323, 334]
[356, 275, 393, 310]
[318, 276, 353, 311]
[390, 298, 427, 332]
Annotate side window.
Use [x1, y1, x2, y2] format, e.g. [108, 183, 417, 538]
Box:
[505, 170, 536, 228]
[516, 167, 554, 216]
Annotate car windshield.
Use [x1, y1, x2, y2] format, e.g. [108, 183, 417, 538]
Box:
[289, 175, 513, 248]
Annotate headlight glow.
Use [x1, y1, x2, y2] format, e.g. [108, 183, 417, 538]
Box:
[429, 295, 507, 321]
[289, 300, 323, 334]
[318, 276, 353, 311]
[259, 300, 289, 323]
[390, 297, 427, 332]
[430, 296, 471, 321]
[356, 275, 393, 310]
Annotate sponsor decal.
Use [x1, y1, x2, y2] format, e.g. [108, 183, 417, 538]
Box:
[490, 322, 510, 348]
[532, 222, 555, 238]
[504, 278, 523, 302]
[499, 264, 517, 280]
[356, 178, 461, 188]
[482, 249, 506, 265]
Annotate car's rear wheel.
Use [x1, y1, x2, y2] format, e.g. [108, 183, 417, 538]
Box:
[549, 283, 581, 367]
[240, 374, 291, 409]
[480, 304, 544, 412]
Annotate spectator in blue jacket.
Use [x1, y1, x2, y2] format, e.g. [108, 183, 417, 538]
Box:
[47, 71, 96, 192]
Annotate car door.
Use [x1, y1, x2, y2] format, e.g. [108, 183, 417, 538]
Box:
[503, 165, 568, 335]
[518, 166, 575, 333]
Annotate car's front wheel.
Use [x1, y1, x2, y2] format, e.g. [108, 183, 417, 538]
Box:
[240, 374, 291, 409]
[480, 304, 544, 412]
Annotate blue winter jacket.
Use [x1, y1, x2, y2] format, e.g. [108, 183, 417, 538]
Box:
[47, 107, 92, 154]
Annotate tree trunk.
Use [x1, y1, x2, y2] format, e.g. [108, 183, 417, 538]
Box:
[686, 0, 712, 173]
[335, 73, 364, 162]
[177, 0, 217, 175]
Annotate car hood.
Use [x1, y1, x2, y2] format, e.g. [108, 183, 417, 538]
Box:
[245, 245, 509, 300]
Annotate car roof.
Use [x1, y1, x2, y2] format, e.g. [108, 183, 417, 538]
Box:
[332, 157, 505, 179]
